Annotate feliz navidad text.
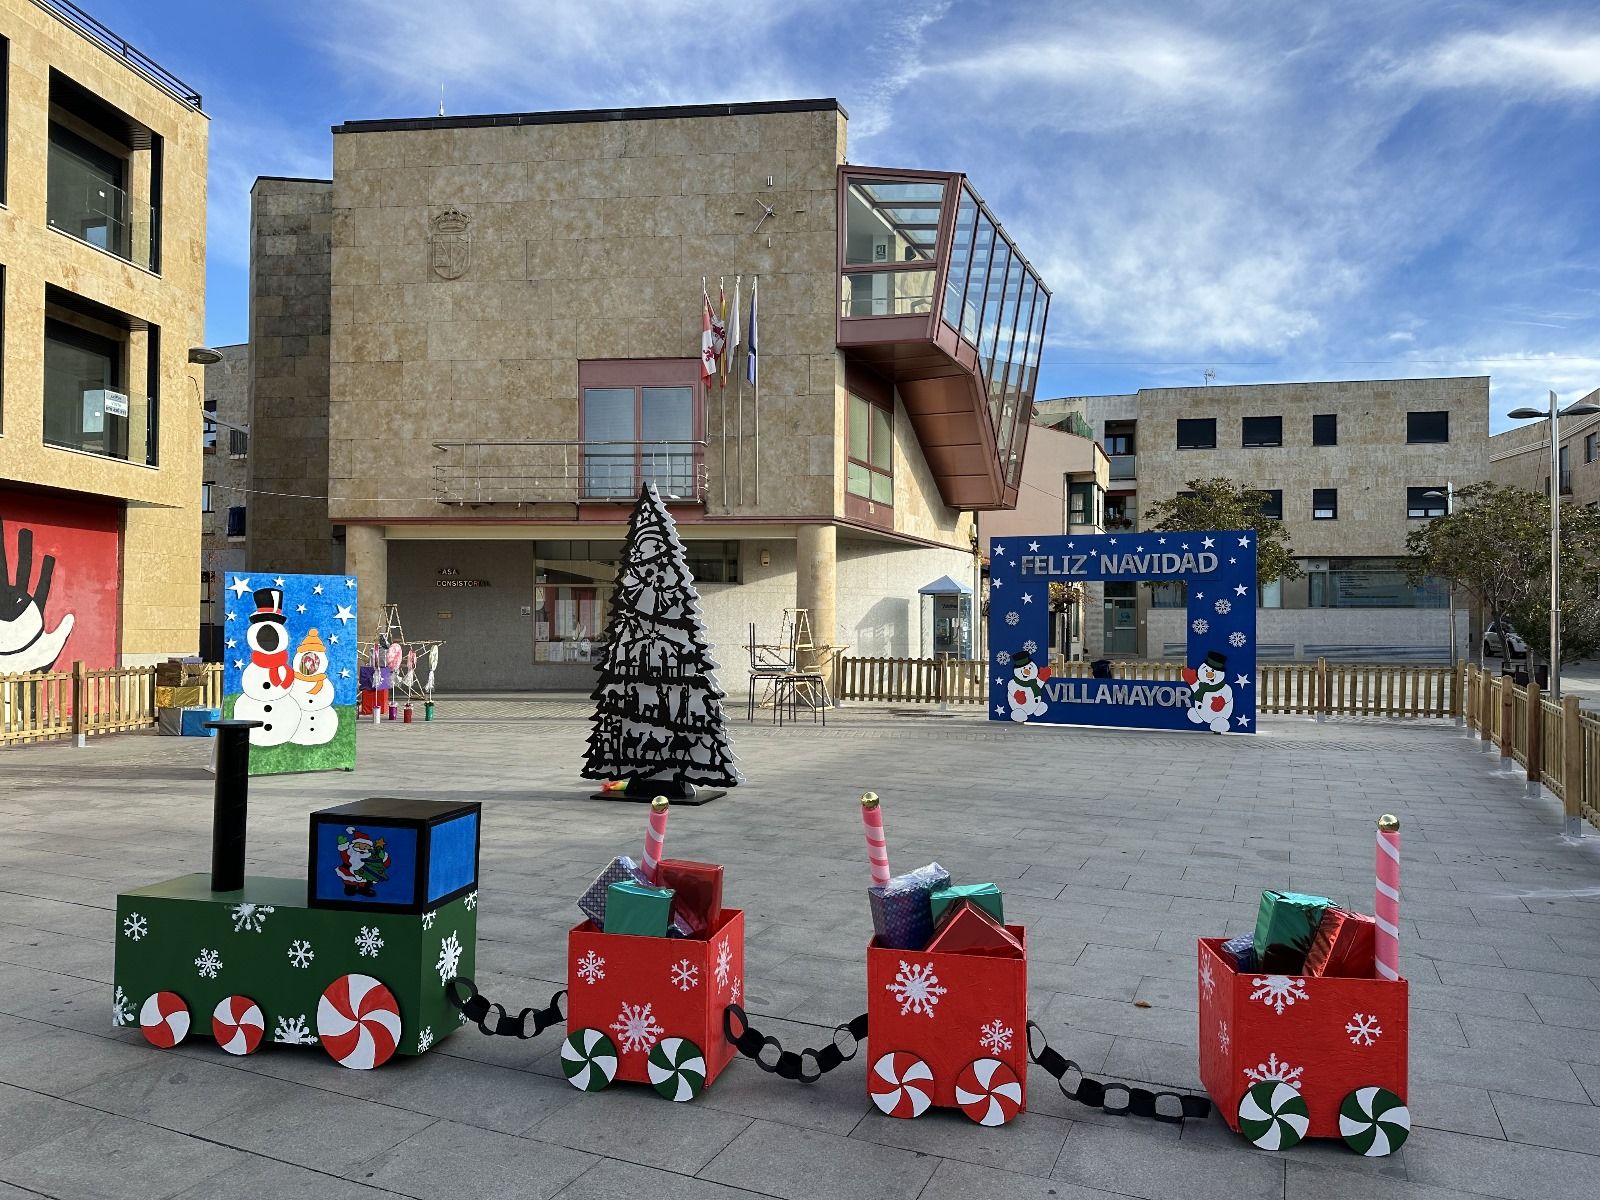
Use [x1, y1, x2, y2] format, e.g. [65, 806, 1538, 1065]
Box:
[1019, 551, 1221, 578]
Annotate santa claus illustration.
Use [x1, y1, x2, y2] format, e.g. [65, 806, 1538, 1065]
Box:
[335, 827, 391, 897]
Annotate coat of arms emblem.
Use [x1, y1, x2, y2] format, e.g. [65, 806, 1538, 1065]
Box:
[430, 207, 471, 280]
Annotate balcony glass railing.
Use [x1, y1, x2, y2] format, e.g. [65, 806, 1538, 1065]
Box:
[1109, 454, 1136, 480]
[433, 440, 709, 505]
[47, 140, 153, 269]
[840, 270, 937, 318]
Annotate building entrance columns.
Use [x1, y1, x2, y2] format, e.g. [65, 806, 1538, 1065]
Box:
[796, 523, 838, 684]
[344, 524, 387, 643]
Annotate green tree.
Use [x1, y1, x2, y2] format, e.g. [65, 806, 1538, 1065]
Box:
[1404, 481, 1600, 668]
[1141, 478, 1301, 589]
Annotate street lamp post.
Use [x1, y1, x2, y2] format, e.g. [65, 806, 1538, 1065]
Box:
[1506, 392, 1600, 701]
[1423, 484, 1457, 680]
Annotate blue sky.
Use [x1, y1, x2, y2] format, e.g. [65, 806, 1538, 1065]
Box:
[95, 0, 1600, 430]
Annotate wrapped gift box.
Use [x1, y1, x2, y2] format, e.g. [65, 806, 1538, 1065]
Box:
[1253, 890, 1331, 972]
[930, 883, 1004, 928]
[605, 881, 674, 937]
[657, 859, 723, 938]
[868, 862, 952, 951]
[155, 685, 205, 710]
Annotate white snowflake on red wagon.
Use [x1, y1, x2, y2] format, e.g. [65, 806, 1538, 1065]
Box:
[576, 949, 606, 985]
[1249, 974, 1310, 1015]
[886, 959, 948, 1017]
[1346, 1012, 1383, 1047]
[670, 958, 700, 992]
[979, 1018, 1013, 1054]
[1217, 1018, 1230, 1055]
[1200, 956, 1215, 1000]
[609, 1001, 665, 1054]
[1243, 1052, 1304, 1087]
[715, 939, 732, 989]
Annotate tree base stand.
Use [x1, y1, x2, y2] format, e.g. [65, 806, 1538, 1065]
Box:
[589, 780, 726, 806]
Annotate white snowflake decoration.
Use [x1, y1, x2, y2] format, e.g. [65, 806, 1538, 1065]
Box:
[436, 932, 463, 984]
[1217, 1019, 1230, 1055]
[229, 902, 275, 933]
[731, 977, 742, 1003]
[194, 948, 223, 979]
[1192, 618, 1210, 635]
[715, 940, 732, 989]
[670, 958, 700, 992]
[1346, 1012, 1383, 1047]
[464, 891, 478, 912]
[1214, 598, 1232, 615]
[354, 926, 385, 958]
[1022, 639, 1038, 654]
[1243, 1052, 1304, 1087]
[1250, 975, 1310, 1015]
[121, 913, 147, 941]
[1200, 957, 1215, 1000]
[417, 1026, 434, 1053]
[979, 1019, 1013, 1053]
[886, 960, 948, 1017]
[273, 1014, 317, 1045]
[577, 950, 606, 985]
[609, 1001, 665, 1054]
[112, 986, 136, 1027]
[421, 910, 437, 930]
[995, 650, 1011, 665]
[1004, 611, 1020, 626]
[1229, 631, 1248, 648]
[287, 939, 315, 969]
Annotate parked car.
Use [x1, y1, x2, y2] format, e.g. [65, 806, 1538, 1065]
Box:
[1484, 622, 1529, 659]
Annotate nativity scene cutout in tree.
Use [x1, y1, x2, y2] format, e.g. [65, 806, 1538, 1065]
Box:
[582, 484, 742, 799]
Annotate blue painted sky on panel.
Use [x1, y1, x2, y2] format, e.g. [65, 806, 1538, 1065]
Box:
[96, 0, 1600, 428]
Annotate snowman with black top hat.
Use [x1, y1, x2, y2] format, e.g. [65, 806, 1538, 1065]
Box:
[1183, 649, 1234, 733]
[233, 587, 302, 747]
[1006, 649, 1051, 723]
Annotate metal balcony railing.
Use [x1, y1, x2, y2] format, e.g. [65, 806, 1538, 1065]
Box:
[33, 0, 203, 109]
[433, 440, 709, 505]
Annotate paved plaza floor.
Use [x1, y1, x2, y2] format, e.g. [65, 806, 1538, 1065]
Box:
[4, 702, 1600, 1200]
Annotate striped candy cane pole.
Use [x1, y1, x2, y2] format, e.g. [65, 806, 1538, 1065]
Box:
[1375, 814, 1401, 981]
[861, 792, 892, 888]
[642, 796, 669, 883]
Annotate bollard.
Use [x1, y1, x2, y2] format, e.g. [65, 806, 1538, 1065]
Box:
[204, 719, 262, 892]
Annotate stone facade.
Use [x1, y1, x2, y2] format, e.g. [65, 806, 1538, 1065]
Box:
[1488, 387, 1600, 508]
[0, 0, 208, 666]
[199, 343, 247, 651]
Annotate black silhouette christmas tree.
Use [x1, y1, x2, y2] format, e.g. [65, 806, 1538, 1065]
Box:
[582, 483, 742, 795]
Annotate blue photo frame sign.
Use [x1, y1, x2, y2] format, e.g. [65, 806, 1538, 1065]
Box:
[987, 530, 1258, 734]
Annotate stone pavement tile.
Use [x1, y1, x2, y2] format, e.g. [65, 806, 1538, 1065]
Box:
[697, 1118, 936, 1200]
[1285, 1161, 1491, 1200]
[1489, 1090, 1600, 1155]
[1572, 1061, 1600, 1104]
[1, 1110, 245, 1200]
[344, 1119, 596, 1200]
[694, 1042, 868, 1135]
[1435, 961, 1600, 1000]
[1408, 1081, 1506, 1138]
[526, 1087, 750, 1175]
[0, 1182, 49, 1199]
[551, 1159, 773, 1200]
[357, 1044, 583, 1135]
[917, 1157, 1132, 1200]
[0, 928, 112, 985]
[1100, 1036, 1201, 1092]
[0, 1081, 99, 1161]
[849, 1104, 1070, 1176]
[1409, 982, 1541, 1022]
[1404, 1126, 1600, 1200]
[173, 1156, 406, 1199]
[1460, 1014, 1600, 1064]
[1133, 973, 1198, 1012]
[0, 1023, 152, 1098]
[65, 1055, 304, 1135]
[1410, 1009, 1470, 1048]
[1492, 941, 1600, 978]
[189, 1088, 436, 1175]
[1036, 991, 1195, 1046]
[1051, 1118, 1284, 1200]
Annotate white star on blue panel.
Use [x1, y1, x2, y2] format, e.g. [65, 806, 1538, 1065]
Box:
[229, 577, 251, 598]
[1201, 537, 1215, 548]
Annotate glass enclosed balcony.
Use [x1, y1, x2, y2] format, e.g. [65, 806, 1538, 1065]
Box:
[46, 122, 155, 270]
[838, 167, 1049, 511]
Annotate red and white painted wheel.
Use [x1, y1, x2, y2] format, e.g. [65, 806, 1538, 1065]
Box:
[139, 991, 190, 1049]
[317, 974, 402, 1070]
[869, 1051, 934, 1119]
[955, 1057, 1023, 1126]
[211, 995, 266, 1056]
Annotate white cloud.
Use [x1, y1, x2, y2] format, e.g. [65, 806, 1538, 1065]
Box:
[1389, 25, 1600, 99]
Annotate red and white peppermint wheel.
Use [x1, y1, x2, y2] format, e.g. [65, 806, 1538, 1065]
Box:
[955, 1057, 1023, 1126]
[211, 995, 265, 1056]
[317, 974, 402, 1070]
[869, 1051, 934, 1119]
[139, 991, 190, 1049]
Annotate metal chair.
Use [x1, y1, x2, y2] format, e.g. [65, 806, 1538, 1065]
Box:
[746, 623, 792, 721]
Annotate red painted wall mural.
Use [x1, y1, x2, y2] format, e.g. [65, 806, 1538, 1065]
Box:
[0, 489, 122, 672]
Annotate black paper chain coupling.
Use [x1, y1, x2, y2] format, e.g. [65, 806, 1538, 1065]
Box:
[723, 1003, 869, 1082]
[446, 977, 567, 1040]
[1026, 1021, 1211, 1123]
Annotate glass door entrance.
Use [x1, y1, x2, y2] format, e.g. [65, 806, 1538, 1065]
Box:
[1102, 584, 1138, 654]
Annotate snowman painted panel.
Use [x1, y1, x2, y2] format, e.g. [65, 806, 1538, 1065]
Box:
[1007, 650, 1051, 723]
[233, 692, 303, 746]
[1184, 650, 1236, 734]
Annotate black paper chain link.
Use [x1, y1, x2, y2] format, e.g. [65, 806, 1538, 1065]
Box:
[723, 1004, 869, 1083]
[445, 977, 567, 1040]
[1026, 1021, 1211, 1124]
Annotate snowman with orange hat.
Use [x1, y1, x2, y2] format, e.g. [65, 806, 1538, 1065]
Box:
[289, 627, 338, 745]
[1184, 649, 1235, 733]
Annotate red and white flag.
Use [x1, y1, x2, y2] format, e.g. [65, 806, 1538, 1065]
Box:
[713, 278, 729, 376]
[701, 284, 717, 384]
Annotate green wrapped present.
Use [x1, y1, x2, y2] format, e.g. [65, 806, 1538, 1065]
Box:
[605, 881, 674, 937]
[1253, 890, 1331, 972]
[929, 883, 1003, 928]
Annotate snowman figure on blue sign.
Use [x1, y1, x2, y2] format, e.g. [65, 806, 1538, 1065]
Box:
[1184, 649, 1235, 733]
[1007, 650, 1051, 723]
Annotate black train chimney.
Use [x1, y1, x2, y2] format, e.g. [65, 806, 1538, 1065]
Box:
[206, 719, 262, 892]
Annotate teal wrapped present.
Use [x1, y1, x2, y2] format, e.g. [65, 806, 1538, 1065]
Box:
[606, 881, 675, 937]
[929, 883, 1003, 928]
[1253, 890, 1331, 972]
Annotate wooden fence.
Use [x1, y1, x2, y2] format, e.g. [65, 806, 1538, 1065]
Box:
[834, 655, 1462, 718]
[1, 661, 223, 747]
[1462, 663, 1599, 833]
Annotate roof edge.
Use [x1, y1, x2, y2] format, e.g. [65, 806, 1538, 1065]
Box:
[332, 97, 846, 136]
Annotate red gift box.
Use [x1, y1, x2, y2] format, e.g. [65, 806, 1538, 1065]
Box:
[865, 927, 1028, 1125]
[1198, 937, 1408, 1142]
[657, 859, 723, 938]
[1303, 909, 1377, 978]
[925, 902, 1024, 957]
[566, 908, 744, 1096]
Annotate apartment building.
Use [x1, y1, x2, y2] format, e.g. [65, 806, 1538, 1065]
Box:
[0, 0, 208, 671]
[1034, 377, 1489, 661]
[197, 342, 246, 657]
[240, 98, 1048, 689]
[1488, 387, 1600, 507]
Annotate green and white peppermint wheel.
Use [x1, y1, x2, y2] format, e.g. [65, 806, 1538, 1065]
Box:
[647, 1036, 707, 1102]
[1339, 1086, 1410, 1156]
[560, 1028, 618, 1092]
[1238, 1081, 1309, 1151]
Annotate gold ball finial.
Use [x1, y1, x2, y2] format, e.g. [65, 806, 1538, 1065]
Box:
[1378, 814, 1399, 831]
[860, 791, 880, 810]
[651, 796, 670, 813]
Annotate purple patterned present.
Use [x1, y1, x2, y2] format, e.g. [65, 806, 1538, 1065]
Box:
[1221, 933, 1256, 972]
[868, 862, 952, 951]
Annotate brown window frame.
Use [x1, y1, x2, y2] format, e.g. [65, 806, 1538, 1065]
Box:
[577, 358, 705, 502]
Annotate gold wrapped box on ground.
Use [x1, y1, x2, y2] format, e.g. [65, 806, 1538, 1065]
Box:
[154, 685, 205, 709]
